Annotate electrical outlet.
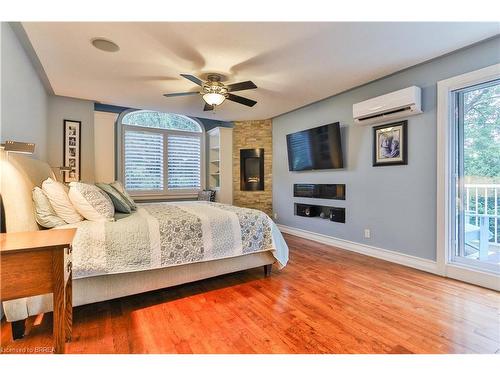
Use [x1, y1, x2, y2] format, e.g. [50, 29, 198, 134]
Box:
[364, 229, 371, 239]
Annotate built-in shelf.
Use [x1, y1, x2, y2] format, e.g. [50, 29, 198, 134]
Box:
[295, 203, 345, 223]
[294, 184, 346, 200]
[207, 127, 232, 204]
[208, 131, 221, 190]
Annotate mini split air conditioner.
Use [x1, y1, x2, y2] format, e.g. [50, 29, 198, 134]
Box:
[353, 86, 422, 125]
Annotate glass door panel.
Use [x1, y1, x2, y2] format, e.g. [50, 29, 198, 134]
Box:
[452, 79, 500, 274]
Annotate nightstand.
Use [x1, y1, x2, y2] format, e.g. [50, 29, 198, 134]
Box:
[0, 229, 76, 354]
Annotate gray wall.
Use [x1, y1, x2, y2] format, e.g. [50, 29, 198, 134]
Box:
[272, 36, 500, 261]
[48, 96, 95, 182]
[1, 23, 48, 159]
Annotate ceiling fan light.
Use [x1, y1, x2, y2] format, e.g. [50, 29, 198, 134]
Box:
[203, 93, 226, 106]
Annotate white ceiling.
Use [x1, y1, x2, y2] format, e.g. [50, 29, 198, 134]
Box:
[23, 22, 499, 121]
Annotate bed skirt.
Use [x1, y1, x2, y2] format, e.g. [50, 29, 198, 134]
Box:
[2, 251, 276, 322]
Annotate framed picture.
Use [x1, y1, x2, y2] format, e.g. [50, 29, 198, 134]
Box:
[373, 120, 408, 167]
[63, 120, 81, 182]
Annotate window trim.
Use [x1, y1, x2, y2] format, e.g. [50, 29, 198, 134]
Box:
[117, 110, 205, 199]
[436, 63, 500, 290]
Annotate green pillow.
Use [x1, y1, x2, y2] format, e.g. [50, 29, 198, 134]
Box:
[96, 183, 132, 214]
[110, 181, 137, 210]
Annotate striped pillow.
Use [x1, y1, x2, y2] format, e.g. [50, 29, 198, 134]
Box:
[110, 181, 137, 210]
[32, 187, 66, 228]
[96, 183, 132, 214]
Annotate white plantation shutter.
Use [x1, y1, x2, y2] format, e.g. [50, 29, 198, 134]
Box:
[124, 130, 164, 191]
[167, 134, 201, 190]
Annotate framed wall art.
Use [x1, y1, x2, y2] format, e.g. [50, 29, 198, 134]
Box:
[63, 119, 81, 182]
[373, 120, 408, 167]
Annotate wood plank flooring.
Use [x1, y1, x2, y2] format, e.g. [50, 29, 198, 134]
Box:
[1, 233, 499, 354]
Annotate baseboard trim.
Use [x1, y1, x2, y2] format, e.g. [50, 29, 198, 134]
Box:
[277, 224, 439, 275]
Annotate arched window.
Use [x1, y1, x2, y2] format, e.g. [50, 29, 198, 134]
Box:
[120, 110, 204, 196]
[122, 111, 203, 132]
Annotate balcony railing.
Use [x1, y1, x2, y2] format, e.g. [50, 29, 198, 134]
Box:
[464, 183, 500, 261]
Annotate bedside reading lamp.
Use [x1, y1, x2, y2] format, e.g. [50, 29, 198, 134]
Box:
[0, 140, 36, 154]
[57, 166, 72, 182]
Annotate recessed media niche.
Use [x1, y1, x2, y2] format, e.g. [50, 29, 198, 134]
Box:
[293, 184, 345, 200]
[295, 203, 345, 223]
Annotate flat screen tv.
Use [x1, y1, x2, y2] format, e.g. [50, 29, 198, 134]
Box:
[286, 122, 343, 171]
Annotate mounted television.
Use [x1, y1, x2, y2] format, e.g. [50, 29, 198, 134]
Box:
[286, 122, 343, 171]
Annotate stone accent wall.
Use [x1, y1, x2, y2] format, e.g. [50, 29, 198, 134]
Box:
[232, 119, 273, 216]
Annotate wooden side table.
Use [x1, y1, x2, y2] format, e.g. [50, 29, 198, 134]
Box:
[0, 229, 76, 354]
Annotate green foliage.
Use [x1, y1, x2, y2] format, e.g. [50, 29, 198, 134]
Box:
[463, 82, 500, 182]
[123, 110, 202, 132]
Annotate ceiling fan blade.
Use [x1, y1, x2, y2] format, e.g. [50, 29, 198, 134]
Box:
[226, 80, 257, 92]
[163, 92, 199, 97]
[180, 73, 204, 86]
[226, 93, 257, 107]
[203, 103, 214, 111]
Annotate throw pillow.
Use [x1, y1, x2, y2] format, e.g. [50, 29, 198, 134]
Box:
[96, 183, 132, 214]
[41, 177, 83, 224]
[68, 182, 115, 222]
[197, 190, 216, 202]
[110, 181, 137, 210]
[32, 187, 66, 228]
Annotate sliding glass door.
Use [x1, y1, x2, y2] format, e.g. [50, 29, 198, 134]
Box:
[451, 79, 500, 274]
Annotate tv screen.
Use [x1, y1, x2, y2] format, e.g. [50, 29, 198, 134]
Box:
[286, 122, 343, 171]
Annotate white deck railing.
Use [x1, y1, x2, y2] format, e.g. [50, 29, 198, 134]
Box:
[464, 183, 500, 246]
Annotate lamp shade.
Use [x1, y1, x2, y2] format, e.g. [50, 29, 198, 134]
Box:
[203, 93, 226, 106]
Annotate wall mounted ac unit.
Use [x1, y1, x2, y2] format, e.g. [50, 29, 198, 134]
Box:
[353, 86, 422, 125]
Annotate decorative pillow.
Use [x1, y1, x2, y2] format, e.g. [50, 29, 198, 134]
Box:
[110, 181, 137, 210]
[41, 177, 83, 224]
[197, 190, 216, 202]
[96, 183, 132, 214]
[68, 182, 115, 222]
[32, 187, 66, 228]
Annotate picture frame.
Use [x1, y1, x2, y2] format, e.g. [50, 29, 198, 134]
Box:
[373, 120, 408, 167]
[63, 119, 81, 182]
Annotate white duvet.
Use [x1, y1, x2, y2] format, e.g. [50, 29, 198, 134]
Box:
[57, 201, 289, 279]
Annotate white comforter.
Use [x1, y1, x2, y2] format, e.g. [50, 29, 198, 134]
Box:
[57, 201, 289, 279]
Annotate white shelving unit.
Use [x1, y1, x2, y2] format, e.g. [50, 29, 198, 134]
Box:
[207, 127, 233, 204]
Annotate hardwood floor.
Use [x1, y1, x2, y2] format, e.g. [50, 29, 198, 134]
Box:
[1, 233, 499, 354]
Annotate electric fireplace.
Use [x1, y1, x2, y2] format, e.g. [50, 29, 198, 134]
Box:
[240, 148, 264, 191]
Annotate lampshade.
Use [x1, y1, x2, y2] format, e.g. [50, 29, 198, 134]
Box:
[203, 93, 226, 106]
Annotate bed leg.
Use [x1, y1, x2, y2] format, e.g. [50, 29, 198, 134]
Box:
[11, 319, 26, 340]
[264, 264, 272, 277]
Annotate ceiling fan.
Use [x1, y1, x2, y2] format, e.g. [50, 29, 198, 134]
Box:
[163, 73, 258, 111]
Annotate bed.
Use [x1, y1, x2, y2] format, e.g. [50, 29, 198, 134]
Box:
[0, 152, 288, 329]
